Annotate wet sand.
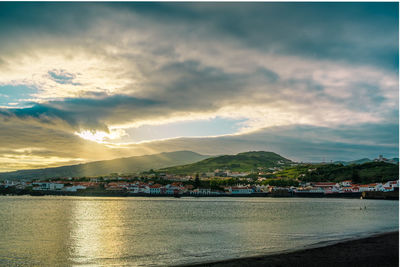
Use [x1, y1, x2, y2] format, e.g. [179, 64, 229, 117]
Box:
[184, 231, 399, 267]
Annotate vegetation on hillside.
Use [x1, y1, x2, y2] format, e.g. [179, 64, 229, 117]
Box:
[159, 151, 293, 174]
[0, 151, 209, 180]
[270, 162, 398, 184]
[301, 162, 398, 184]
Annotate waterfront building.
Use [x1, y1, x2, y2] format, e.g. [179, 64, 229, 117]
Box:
[340, 180, 352, 187]
[228, 186, 253, 194]
[32, 182, 64, 191]
[383, 180, 399, 189]
[63, 185, 86, 192]
[149, 184, 162, 194]
[358, 185, 373, 192]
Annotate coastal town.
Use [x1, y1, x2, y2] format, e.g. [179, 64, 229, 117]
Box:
[1, 168, 398, 198]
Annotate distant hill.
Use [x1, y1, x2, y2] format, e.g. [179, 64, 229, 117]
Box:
[278, 161, 399, 184]
[0, 151, 209, 180]
[159, 151, 293, 175]
[391, 158, 400, 164]
[334, 158, 372, 165]
[334, 158, 399, 166]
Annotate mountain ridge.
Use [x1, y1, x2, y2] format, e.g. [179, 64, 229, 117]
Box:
[334, 157, 399, 166]
[0, 150, 209, 180]
[158, 151, 293, 175]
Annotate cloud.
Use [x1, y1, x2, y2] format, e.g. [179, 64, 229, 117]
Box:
[48, 69, 80, 85]
[0, 118, 397, 172]
[0, 3, 397, 170]
[1, 55, 396, 134]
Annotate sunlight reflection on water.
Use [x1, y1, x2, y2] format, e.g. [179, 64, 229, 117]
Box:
[0, 196, 398, 266]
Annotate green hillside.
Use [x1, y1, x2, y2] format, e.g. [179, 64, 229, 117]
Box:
[159, 151, 293, 175]
[0, 151, 209, 180]
[273, 162, 398, 184]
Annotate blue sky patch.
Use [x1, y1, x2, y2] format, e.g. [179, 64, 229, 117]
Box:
[123, 117, 248, 143]
[0, 84, 36, 107]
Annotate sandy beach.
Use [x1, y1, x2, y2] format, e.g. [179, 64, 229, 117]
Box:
[183, 231, 399, 267]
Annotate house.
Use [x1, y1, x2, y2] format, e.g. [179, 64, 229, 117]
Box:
[106, 186, 125, 191]
[229, 186, 253, 194]
[340, 180, 352, 187]
[305, 187, 324, 193]
[382, 187, 394, 192]
[358, 183, 382, 192]
[191, 188, 221, 195]
[127, 185, 139, 193]
[313, 182, 340, 188]
[3, 180, 17, 188]
[383, 180, 399, 189]
[63, 185, 86, 192]
[191, 188, 212, 195]
[358, 185, 373, 192]
[310, 182, 340, 193]
[351, 186, 359, 192]
[138, 185, 150, 194]
[341, 186, 353, 193]
[374, 155, 389, 162]
[164, 184, 181, 195]
[149, 184, 162, 194]
[32, 182, 64, 191]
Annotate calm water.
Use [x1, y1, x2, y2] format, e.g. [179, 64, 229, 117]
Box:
[0, 196, 398, 266]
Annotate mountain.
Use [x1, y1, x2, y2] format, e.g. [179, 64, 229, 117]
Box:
[0, 151, 209, 180]
[391, 158, 400, 164]
[334, 157, 399, 166]
[159, 151, 293, 174]
[334, 158, 372, 165]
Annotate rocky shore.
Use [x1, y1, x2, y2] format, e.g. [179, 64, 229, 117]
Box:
[183, 231, 399, 267]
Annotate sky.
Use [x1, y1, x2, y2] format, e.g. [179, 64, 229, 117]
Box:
[0, 2, 398, 172]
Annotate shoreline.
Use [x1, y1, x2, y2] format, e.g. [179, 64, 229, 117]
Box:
[0, 190, 399, 200]
[179, 231, 399, 267]
[0, 192, 398, 200]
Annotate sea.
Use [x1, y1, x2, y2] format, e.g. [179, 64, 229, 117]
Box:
[0, 196, 398, 266]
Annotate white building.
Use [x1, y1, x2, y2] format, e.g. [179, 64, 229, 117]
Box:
[383, 180, 399, 189]
[149, 184, 162, 194]
[138, 185, 150, 194]
[382, 186, 394, 192]
[63, 185, 86, 192]
[32, 182, 64, 191]
[127, 185, 139, 194]
[190, 188, 221, 196]
[229, 186, 253, 194]
[358, 184, 377, 192]
[164, 184, 181, 195]
[341, 186, 353, 193]
[191, 188, 212, 195]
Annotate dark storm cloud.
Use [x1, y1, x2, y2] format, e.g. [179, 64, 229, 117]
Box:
[139, 60, 250, 104]
[0, 95, 162, 131]
[0, 3, 397, 69]
[0, 3, 98, 35]
[108, 2, 398, 70]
